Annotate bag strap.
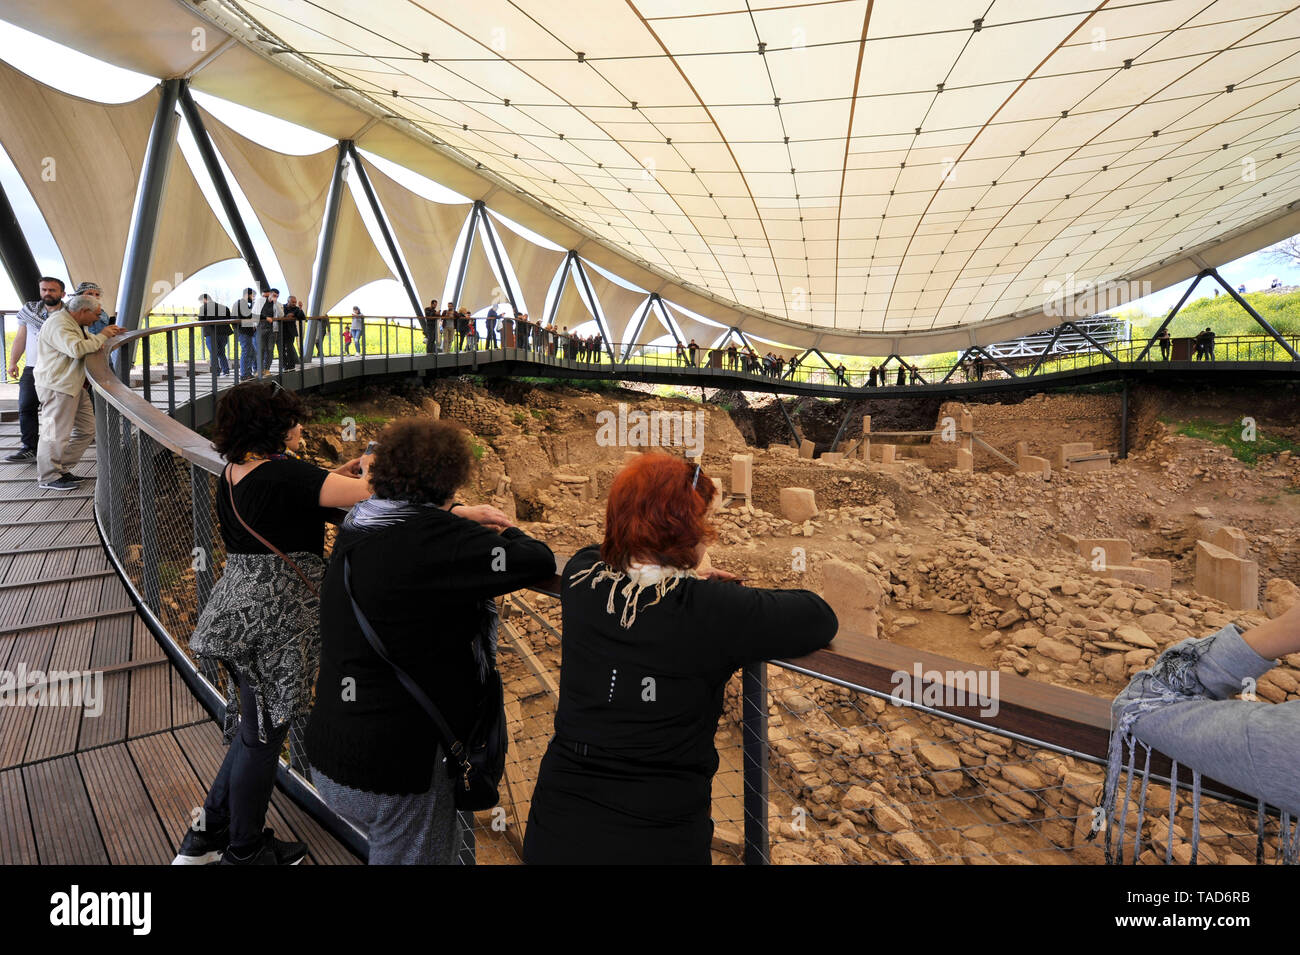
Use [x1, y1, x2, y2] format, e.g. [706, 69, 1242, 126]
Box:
[342, 554, 472, 789]
[224, 463, 319, 597]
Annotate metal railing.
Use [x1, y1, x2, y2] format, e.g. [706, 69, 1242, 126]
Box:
[80, 318, 1295, 865]
[8, 309, 1299, 403]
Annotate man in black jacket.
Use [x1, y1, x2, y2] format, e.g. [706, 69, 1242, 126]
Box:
[198, 293, 233, 375]
[231, 288, 257, 380]
[281, 295, 304, 371]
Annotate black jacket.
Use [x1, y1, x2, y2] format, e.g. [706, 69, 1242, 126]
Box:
[305, 508, 556, 794]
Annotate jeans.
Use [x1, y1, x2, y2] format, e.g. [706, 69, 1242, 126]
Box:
[279, 328, 298, 371]
[350, 327, 364, 354]
[485, 321, 498, 347]
[256, 323, 276, 374]
[201, 665, 291, 852]
[17, 366, 38, 452]
[237, 330, 257, 378]
[205, 334, 230, 375]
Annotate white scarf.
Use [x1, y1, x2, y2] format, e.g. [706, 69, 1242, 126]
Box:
[570, 559, 698, 629]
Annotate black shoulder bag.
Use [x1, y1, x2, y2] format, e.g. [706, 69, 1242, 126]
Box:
[341, 554, 507, 811]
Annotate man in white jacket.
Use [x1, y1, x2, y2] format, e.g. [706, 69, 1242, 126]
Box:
[33, 294, 123, 490]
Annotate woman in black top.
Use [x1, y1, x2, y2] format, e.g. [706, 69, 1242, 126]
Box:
[174, 382, 372, 865]
[306, 418, 556, 864]
[523, 454, 837, 864]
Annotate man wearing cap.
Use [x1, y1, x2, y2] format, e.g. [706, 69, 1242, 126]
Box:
[5, 277, 67, 463]
[33, 294, 124, 490]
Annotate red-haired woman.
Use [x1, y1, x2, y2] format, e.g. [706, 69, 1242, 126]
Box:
[522, 454, 837, 864]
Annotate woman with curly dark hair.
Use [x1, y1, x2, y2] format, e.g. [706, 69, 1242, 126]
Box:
[522, 453, 838, 864]
[175, 381, 373, 865]
[306, 418, 556, 864]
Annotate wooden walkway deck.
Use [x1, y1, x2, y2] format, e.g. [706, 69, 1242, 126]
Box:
[0, 422, 357, 865]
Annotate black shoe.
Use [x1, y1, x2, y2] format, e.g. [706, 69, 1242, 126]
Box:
[4, 448, 35, 463]
[61, 472, 88, 484]
[172, 822, 230, 865]
[218, 829, 307, 866]
[38, 476, 80, 491]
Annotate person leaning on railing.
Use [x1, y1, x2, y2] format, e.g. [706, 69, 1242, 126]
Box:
[305, 419, 555, 864]
[33, 294, 125, 491]
[175, 381, 372, 866]
[1102, 597, 1300, 864]
[522, 454, 838, 865]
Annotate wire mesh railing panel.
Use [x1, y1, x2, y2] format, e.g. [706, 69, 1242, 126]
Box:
[736, 666, 1281, 865]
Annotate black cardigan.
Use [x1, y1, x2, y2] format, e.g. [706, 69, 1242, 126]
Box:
[521, 546, 838, 863]
[305, 508, 556, 794]
[550, 546, 837, 770]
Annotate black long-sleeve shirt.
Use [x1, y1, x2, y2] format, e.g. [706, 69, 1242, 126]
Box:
[524, 546, 836, 862]
[305, 509, 556, 794]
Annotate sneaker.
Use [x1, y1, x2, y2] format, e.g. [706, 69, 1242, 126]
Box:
[218, 829, 306, 866]
[61, 472, 87, 484]
[172, 823, 230, 865]
[38, 476, 80, 491]
[4, 448, 35, 462]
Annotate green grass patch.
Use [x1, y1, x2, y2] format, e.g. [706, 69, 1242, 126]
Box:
[1162, 416, 1300, 465]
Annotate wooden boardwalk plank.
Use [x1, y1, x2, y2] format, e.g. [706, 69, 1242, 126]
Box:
[79, 615, 132, 750]
[128, 732, 208, 854]
[0, 767, 38, 864]
[23, 621, 95, 762]
[23, 755, 109, 864]
[78, 744, 172, 865]
[0, 627, 55, 770]
[128, 620, 171, 738]
[171, 667, 206, 727]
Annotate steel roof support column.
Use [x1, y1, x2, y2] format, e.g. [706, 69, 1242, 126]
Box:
[571, 256, 617, 362]
[478, 203, 519, 315]
[448, 203, 480, 312]
[621, 294, 655, 362]
[304, 141, 348, 357]
[178, 85, 268, 292]
[347, 142, 422, 320]
[1027, 325, 1066, 376]
[941, 347, 974, 384]
[1206, 268, 1300, 361]
[116, 78, 183, 379]
[0, 177, 40, 303]
[544, 251, 573, 329]
[970, 344, 1017, 379]
[1135, 271, 1206, 361]
[1060, 320, 1118, 363]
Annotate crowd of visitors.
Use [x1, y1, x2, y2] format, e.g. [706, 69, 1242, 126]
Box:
[165, 382, 838, 865]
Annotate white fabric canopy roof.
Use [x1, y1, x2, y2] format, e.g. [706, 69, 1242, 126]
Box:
[320, 188, 394, 313]
[0, 59, 156, 306]
[361, 157, 470, 308]
[199, 105, 336, 299]
[4, 0, 1300, 353]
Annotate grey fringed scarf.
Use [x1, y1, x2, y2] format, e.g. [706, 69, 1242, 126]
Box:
[1098, 635, 1297, 865]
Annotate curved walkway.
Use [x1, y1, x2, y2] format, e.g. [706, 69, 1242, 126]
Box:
[0, 424, 356, 865]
